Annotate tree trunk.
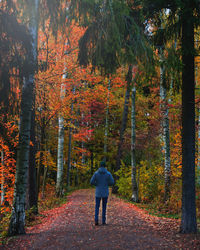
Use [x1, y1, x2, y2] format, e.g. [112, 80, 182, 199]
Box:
[91, 151, 94, 175]
[160, 58, 171, 202]
[42, 166, 48, 199]
[180, 2, 197, 233]
[197, 106, 200, 185]
[113, 64, 133, 193]
[8, 78, 34, 235]
[56, 79, 66, 197]
[75, 166, 79, 187]
[131, 86, 138, 202]
[81, 113, 86, 165]
[66, 86, 75, 191]
[27, 95, 38, 213]
[103, 79, 111, 162]
[66, 125, 72, 191]
[37, 123, 45, 198]
[8, 0, 39, 236]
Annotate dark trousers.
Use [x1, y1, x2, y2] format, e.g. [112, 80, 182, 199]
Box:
[95, 197, 108, 224]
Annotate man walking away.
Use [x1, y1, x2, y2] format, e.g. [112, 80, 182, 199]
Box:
[90, 161, 114, 225]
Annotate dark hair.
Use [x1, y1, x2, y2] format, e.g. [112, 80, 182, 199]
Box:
[100, 161, 106, 168]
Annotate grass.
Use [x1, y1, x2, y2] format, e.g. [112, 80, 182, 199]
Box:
[115, 193, 181, 220]
[135, 202, 181, 219]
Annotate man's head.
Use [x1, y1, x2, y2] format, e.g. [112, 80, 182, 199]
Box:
[100, 161, 106, 168]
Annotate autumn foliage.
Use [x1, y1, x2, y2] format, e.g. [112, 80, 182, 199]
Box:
[1, 0, 200, 238]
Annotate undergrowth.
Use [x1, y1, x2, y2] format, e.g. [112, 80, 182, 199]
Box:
[0, 185, 78, 245]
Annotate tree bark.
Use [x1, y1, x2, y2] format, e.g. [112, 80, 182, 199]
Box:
[131, 86, 138, 202]
[103, 79, 111, 162]
[42, 165, 48, 198]
[91, 151, 94, 175]
[27, 95, 38, 213]
[180, 1, 197, 233]
[56, 78, 66, 197]
[66, 86, 75, 191]
[66, 125, 72, 191]
[8, 0, 39, 236]
[37, 122, 45, 198]
[197, 106, 200, 185]
[8, 78, 34, 235]
[159, 56, 171, 202]
[75, 168, 79, 187]
[113, 64, 133, 193]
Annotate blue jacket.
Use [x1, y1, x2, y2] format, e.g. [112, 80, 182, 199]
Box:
[90, 167, 114, 197]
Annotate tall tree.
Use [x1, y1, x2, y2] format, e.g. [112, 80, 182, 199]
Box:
[27, 95, 38, 212]
[56, 72, 66, 197]
[103, 79, 111, 161]
[131, 85, 138, 202]
[66, 86, 76, 191]
[180, 0, 196, 233]
[198, 106, 200, 184]
[8, 0, 39, 235]
[113, 64, 133, 193]
[159, 47, 171, 202]
[141, 0, 198, 233]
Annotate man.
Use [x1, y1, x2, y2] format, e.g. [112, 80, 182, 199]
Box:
[90, 161, 114, 225]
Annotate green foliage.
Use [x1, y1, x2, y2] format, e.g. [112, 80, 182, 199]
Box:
[139, 160, 163, 203]
[25, 206, 38, 224]
[0, 212, 11, 240]
[115, 162, 132, 199]
[70, 0, 152, 75]
[0, 7, 31, 116]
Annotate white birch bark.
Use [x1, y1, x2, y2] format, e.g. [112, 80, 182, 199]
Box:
[160, 57, 171, 202]
[104, 79, 111, 161]
[1, 150, 5, 205]
[131, 86, 138, 202]
[8, 0, 39, 235]
[66, 86, 75, 190]
[56, 73, 66, 197]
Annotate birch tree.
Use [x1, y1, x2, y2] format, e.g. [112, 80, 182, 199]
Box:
[131, 86, 138, 202]
[103, 79, 111, 161]
[66, 86, 76, 191]
[159, 49, 171, 202]
[56, 72, 66, 197]
[8, 0, 39, 236]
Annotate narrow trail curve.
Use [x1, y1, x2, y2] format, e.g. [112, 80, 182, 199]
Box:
[2, 189, 200, 250]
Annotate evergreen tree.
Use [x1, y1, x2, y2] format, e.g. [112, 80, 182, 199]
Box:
[7, 0, 67, 235]
[8, 0, 39, 236]
[69, 0, 152, 192]
[141, 0, 199, 234]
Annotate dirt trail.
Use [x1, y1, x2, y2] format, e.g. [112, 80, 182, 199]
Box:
[2, 189, 200, 249]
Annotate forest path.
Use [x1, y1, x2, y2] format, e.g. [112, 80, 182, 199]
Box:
[3, 189, 200, 249]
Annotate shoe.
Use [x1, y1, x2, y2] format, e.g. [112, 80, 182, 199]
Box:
[102, 222, 107, 225]
[95, 221, 98, 226]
